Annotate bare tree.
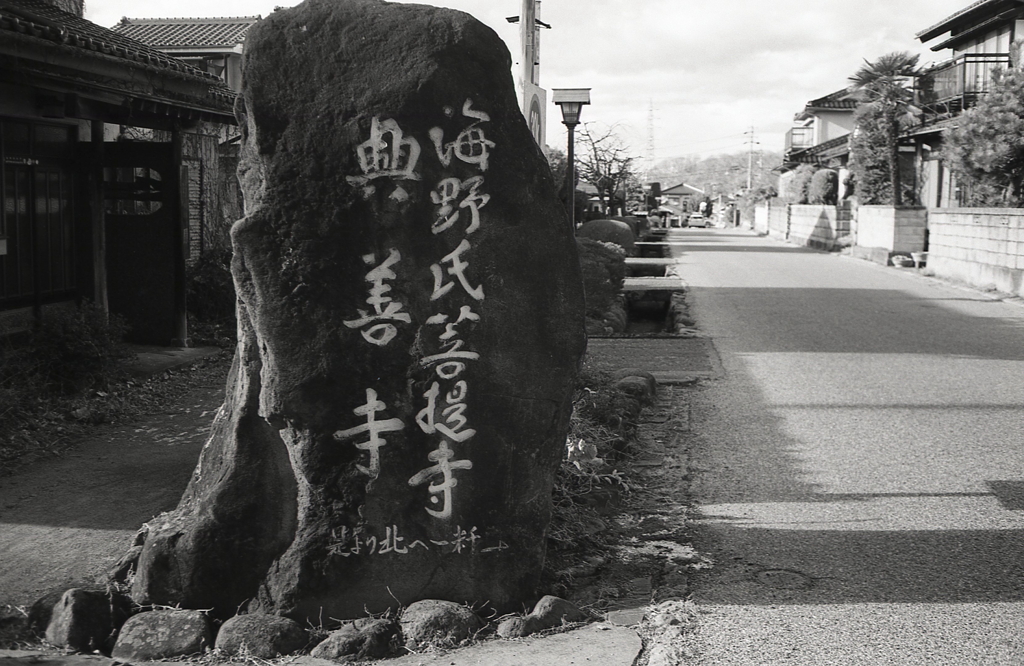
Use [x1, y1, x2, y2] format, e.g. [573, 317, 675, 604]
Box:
[576, 123, 638, 214]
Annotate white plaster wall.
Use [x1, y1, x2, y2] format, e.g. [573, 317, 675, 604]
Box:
[754, 203, 769, 234]
[816, 110, 856, 145]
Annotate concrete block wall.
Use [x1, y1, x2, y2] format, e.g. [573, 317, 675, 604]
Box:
[767, 204, 789, 239]
[928, 208, 1024, 298]
[788, 205, 850, 250]
[856, 206, 927, 253]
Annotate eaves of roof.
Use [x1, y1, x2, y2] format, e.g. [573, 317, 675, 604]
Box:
[927, 6, 1024, 51]
[806, 89, 859, 110]
[786, 134, 851, 165]
[0, 0, 236, 116]
[804, 133, 850, 156]
[113, 16, 258, 49]
[662, 182, 704, 196]
[794, 90, 859, 122]
[916, 0, 1019, 43]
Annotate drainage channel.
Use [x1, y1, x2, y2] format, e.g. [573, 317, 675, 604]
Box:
[585, 235, 719, 382]
[621, 237, 688, 337]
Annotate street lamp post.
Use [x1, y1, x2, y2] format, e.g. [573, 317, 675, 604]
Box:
[552, 88, 590, 230]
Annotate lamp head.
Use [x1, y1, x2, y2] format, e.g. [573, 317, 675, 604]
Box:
[552, 88, 591, 127]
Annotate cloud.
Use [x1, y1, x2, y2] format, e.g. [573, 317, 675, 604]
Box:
[86, 0, 975, 158]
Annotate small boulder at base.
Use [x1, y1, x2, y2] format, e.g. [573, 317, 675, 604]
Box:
[310, 618, 397, 660]
[399, 600, 483, 649]
[27, 589, 66, 634]
[610, 369, 658, 399]
[530, 596, 590, 628]
[612, 375, 658, 406]
[45, 589, 130, 654]
[496, 596, 589, 638]
[495, 614, 546, 639]
[111, 610, 213, 661]
[215, 614, 309, 658]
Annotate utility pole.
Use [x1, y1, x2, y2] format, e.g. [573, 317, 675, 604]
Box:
[645, 99, 655, 183]
[507, 1, 550, 148]
[744, 126, 759, 191]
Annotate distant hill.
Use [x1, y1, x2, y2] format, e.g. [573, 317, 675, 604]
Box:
[649, 151, 782, 198]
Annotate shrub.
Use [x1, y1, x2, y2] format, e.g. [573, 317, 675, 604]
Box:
[576, 238, 625, 322]
[187, 248, 236, 323]
[187, 248, 237, 346]
[849, 105, 893, 204]
[808, 169, 839, 205]
[941, 64, 1024, 206]
[787, 165, 819, 204]
[737, 185, 777, 224]
[28, 303, 133, 395]
[0, 302, 133, 411]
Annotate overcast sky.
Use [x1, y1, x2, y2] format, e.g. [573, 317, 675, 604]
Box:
[86, 0, 973, 164]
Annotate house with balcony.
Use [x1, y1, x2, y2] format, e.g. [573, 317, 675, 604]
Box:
[911, 0, 1024, 208]
[112, 16, 259, 93]
[779, 89, 859, 199]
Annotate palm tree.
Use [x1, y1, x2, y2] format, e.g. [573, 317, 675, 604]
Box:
[848, 52, 920, 206]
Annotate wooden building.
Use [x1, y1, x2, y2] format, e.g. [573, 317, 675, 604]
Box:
[0, 0, 236, 344]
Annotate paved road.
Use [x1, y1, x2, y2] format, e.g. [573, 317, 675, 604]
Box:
[671, 228, 1024, 664]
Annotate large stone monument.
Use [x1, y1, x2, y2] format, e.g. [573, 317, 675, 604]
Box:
[129, 0, 586, 622]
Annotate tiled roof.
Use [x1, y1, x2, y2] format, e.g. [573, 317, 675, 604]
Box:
[802, 133, 851, 156]
[0, 0, 236, 111]
[113, 16, 259, 49]
[662, 183, 704, 196]
[806, 89, 859, 110]
[1, 0, 221, 82]
[787, 133, 851, 164]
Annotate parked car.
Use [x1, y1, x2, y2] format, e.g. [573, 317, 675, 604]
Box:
[687, 213, 708, 228]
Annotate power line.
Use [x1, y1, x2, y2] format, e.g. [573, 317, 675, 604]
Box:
[658, 132, 747, 152]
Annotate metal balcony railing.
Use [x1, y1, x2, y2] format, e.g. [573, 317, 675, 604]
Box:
[785, 127, 814, 153]
[916, 52, 1012, 111]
